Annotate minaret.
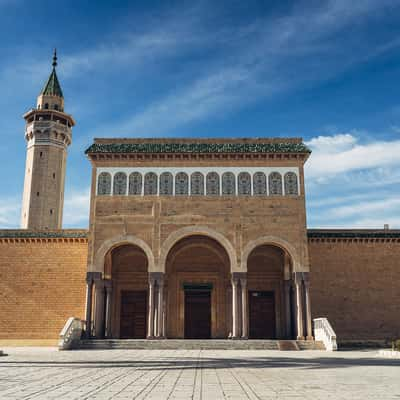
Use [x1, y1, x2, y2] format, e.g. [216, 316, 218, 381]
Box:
[21, 50, 75, 229]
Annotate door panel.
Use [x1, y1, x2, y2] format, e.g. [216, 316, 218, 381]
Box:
[249, 291, 276, 339]
[184, 290, 211, 339]
[120, 290, 147, 339]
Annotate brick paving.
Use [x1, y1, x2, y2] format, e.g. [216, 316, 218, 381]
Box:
[0, 348, 399, 399]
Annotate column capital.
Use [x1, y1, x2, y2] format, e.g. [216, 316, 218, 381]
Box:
[149, 271, 164, 284]
[293, 272, 303, 285]
[86, 271, 101, 284]
[232, 272, 246, 282]
[302, 272, 310, 286]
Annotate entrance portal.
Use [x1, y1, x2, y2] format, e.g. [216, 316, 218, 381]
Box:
[249, 291, 276, 339]
[119, 290, 147, 339]
[184, 290, 212, 339]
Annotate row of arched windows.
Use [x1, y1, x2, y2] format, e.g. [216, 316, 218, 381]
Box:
[97, 171, 299, 196]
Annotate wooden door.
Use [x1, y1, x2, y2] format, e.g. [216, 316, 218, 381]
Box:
[119, 290, 147, 339]
[249, 291, 276, 339]
[184, 290, 211, 339]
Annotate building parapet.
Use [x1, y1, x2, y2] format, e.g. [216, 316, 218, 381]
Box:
[307, 229, 400, 241]
[0, 229, 88, 243]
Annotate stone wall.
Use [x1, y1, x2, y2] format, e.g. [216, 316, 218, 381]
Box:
[0, 231, 88, 341]
[308, 232, 400, 342]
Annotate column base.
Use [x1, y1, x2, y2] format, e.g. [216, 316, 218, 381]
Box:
[146, 336, 156, 340]
[241, 336, 249, 340]
[306, 336, 314, 341]
[297, 336, 305, 340]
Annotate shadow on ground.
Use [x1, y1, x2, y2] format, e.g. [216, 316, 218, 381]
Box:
[0, 355, 399, 370]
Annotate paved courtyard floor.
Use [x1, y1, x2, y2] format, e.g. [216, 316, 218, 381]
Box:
[0, 348, 399, 400]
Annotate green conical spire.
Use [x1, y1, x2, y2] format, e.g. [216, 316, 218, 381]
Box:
[40, 49, 64, 98]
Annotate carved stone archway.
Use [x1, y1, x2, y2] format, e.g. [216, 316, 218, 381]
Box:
[92, 234, 156, 274]
[241, 235, 303, 272]
[159, 226, 237, 272]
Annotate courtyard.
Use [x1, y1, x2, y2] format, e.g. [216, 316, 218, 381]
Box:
[0, 348, 399, 399]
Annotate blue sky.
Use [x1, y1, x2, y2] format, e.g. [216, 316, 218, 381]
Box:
[1, 0, 400, 229]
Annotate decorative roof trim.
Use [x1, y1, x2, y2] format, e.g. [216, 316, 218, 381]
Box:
[307, 229, 400, 239]
[0, 229, 88, 239]
[85, 142, 311, 155]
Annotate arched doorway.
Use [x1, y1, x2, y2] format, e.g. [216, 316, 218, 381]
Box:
[165, 235, 231, 339]
[247, 244, 292, 339]
[105, 244, 149, 339]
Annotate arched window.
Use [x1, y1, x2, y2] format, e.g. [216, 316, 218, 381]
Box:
[97, 172, 111, 195]
[191, 172, 204, 195]
[284, 172, 298, 195]
[129, 172, 142, 195]
[206, 172, 220, 196]
[113, 172, 127, 195]
[44, 103, 49, 109]
[253, 172, 267, 195]
[54, 104, 59, 110]
[238, 172, 251, 196]
[269, 172, 283, 195]
[175, 172, 189, 195]
[159, 172, 173, 195]
[144, 172, 158, 195]
[222, 172, 235, 195]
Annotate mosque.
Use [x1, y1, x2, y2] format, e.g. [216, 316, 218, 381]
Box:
[0, 53, 399, 348]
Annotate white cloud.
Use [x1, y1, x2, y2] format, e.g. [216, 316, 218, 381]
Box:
[305, 134, 400, 179]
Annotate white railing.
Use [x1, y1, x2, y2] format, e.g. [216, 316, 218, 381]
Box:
[313, 317, 338, 351]
[58, 317, 84, 350]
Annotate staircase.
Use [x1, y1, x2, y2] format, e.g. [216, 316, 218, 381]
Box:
[77, 339, 325, 350]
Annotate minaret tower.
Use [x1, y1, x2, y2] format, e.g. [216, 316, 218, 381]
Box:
[21, 50, 75, 229]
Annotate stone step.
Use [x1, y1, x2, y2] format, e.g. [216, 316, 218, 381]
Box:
[297, 340, 325, 350]
[77, 339, 326, 351]
[278, 340, 299, 351]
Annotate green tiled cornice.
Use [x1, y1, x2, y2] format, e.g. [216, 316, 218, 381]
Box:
[85, 142, 311, 154]
[307, 229, 400, 239]
[0, 230, 88, 239]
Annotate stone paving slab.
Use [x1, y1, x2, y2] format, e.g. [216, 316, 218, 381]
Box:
[0, 348, 399, 399]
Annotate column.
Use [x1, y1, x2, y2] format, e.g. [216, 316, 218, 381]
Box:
[84, 274, 94, 338]
[94, 279, 105, 338]
[240, 276, 248, 339]
[284, 280, 292, 339]
[104, 280, 113, 338]
[294, 273, 304, 340]
[157, 277, 164, 338]
[303, 274, 313, 340]
[231, 276, 239, 339]
[147, 277, 155, 338]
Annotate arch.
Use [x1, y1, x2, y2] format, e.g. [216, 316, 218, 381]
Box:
[269, 172, 283, 195]
[175, 172, 189, 195]
[284, 172, 299, 195]
[238, 172, 251, 196]
[241, 235, 301, 272]
[159, 226, 237, 273]
[144, 172, 158, 195]
[222, 172, 235, 195]
[93, 234, 156, 273]
[253, 172, 267, 195]
[190, 172, 204, 195]
[159, 172, 173, 195]
[129, 172, 142, 195]
[206, 172, 220, 196]
[98, 172, 111, 195]
[113, 172, 127, 195]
